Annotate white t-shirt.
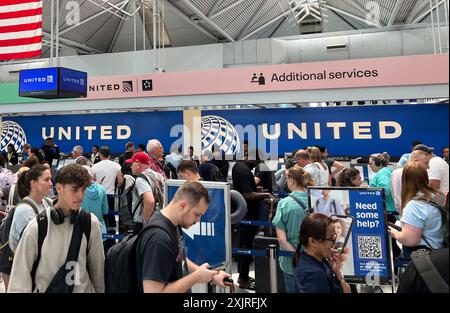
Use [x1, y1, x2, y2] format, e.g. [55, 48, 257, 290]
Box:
[313, 162, 329, 186]
[92, 160, 121, 195]
[428, 156, 449, 193]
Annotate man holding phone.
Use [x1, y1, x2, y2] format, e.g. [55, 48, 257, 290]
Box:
[137, 181, 231, 293]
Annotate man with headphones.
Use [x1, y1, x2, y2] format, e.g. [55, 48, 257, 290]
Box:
[7, 164, 105, 293]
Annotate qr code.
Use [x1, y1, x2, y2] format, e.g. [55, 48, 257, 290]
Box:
[357, 236, 383, 259]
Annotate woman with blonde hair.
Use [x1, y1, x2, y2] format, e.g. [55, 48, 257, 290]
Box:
[272, 165, 312, 292]
[389, 162, 444, 257]
[307, 146, 329, 186]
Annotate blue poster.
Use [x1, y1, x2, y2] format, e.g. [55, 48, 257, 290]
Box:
[348, 188, 390, 283]
[309, 187, 391, 284]
[3, 111, 183, 154]
[203, 104, 449, 157]
[167, 185, 227, 266]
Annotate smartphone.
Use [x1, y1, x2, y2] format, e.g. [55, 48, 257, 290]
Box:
[330, 215, 354, 254]
[388, 222, 402, 232]
[207, 262, 225, 270]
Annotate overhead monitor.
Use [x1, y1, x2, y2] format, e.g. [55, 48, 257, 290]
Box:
[19, 67, 87, 99]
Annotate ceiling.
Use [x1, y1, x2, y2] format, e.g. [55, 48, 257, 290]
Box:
[9, 0, 448, 58]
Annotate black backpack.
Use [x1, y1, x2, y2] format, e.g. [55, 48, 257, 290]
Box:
[104, 216, 175, 293]
[209, 163, 226, 182]
[0, 198, 48, 274]
[408, 249, 449, 293]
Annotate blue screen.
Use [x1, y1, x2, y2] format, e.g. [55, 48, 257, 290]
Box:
[59, 67, 87, 95]
[19, 68, 58, 93]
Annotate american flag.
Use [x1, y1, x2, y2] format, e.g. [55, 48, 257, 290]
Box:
[0, 0, 42, 61]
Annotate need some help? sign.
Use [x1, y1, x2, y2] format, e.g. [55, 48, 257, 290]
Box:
[164, 180, 231, 267]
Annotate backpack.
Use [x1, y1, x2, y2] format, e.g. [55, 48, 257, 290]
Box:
[0, 198, 51, 274]
[104, 215, 175, 293]
[410, 248, 449, 293]
[209, 163, 226, 182]
[415, 196, 449, 249]
[118, 171, 164, 234]
[31, 209, 91, 292]
[117, 175, 137, 233]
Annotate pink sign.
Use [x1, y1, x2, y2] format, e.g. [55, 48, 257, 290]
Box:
[87, 54, 449, 100]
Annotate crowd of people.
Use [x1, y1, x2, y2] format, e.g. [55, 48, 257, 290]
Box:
[0, 138, 448, 293]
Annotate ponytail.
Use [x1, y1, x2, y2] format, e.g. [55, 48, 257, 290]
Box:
[292, 243, 302, 268]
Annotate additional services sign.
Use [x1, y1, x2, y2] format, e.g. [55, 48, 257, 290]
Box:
[86, 54, 448, 100]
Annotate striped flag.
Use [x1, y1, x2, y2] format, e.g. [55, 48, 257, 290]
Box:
[0, 0, 42, 61]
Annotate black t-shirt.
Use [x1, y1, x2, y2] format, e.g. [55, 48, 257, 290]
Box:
[254, 163, 273, 193]
[232, 161, 258, 219]
[198, 162, 213, 181]
[137, 211, 189, 288]
[119, 151, 134, 175]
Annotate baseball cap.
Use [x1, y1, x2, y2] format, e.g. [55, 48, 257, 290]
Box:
[412, 144, 435, 154]
[125, 152, 151, 165]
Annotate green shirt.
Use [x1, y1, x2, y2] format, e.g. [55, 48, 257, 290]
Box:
[369, 166, 396, 212]
[272, 191, 308, 275]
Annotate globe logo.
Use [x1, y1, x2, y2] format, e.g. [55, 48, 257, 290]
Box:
[1, 121, 27, 154]
[201, 116, 240, 155]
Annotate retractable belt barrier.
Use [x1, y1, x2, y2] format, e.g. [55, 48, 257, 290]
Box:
[232, 248, 294, 258]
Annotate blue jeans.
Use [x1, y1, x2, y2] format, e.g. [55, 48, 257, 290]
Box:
[283, 272, 295, 293]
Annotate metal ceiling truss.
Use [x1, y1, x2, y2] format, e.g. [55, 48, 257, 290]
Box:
[86, 0, 141, 20]
[180, 0, 236, 41]
[59, 0, 129, 36]
[288, 0, 324, 24]
[322, 2, 382, 27]
[42, 31, 104, 54]
[387, 0, 405, 26]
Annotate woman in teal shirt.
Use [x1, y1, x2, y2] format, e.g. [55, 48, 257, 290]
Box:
[369, 152, 396, 212]
[272, 165, 313, 293]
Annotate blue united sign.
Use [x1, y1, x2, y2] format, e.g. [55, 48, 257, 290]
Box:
[7, 111, 183, 154]
[4, 104, 448, 156]
[19, 67, 87, 99]
[203, 104, 449, 157]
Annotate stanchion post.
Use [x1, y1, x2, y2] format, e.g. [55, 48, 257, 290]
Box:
[388, 232, 396, 293]
[268, 244, 278, 293]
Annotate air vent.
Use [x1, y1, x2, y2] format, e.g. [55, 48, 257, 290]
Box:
[327, 43, 347, 50]
[190, 14, 201, 23]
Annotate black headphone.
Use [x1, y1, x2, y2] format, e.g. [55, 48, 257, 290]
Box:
[373, 156, 382, 167]
[50, 208, 80, 225]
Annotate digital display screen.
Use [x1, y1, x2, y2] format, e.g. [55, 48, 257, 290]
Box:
[19, 67, 58, 96]
[19, 67, 87, 99]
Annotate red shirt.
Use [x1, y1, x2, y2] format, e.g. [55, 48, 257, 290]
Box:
[149, 157, 167, 179]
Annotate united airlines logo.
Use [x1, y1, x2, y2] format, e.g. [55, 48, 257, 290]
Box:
[201, 115, 240, 155]
[0, 121, 27, 154]
[123, 81, 133, 92]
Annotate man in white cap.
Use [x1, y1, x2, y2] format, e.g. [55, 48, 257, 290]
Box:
[411, 144, 449, 193]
